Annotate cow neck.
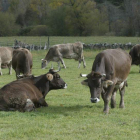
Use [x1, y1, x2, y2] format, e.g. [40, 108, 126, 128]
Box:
[93, 57, 105, 74]
[33, 74, 50, 95]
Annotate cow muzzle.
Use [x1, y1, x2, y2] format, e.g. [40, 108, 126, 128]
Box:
[90, 98, 100, 103]
[63, 84, 67, 89]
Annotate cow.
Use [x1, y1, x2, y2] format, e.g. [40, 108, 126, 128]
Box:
[41, 42, 86, 69]
[0, 68, 67, 112]
[80, 49, 131, 114]
[0, 47, 13, 75]
[129, 44, 140, 72]
[12, 48, 33, 79]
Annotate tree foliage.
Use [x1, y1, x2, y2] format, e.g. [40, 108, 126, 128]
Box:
[0, 0, 140, 36]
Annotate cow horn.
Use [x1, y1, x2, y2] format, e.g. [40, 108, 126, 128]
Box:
[17, 75, 24, 79]
[101, 74, 106, 77]
[80, 73, 87, 77]
[49, 66, 61, 73]
[51, 64, 53, 69]
[52, 66, 61, 73]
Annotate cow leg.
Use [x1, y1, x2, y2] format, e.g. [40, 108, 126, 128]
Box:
[16, 68, 20, 79]
[0, 62, 2, 75]
[110, 88, 117, 108]
[78, 59, 82, 68]
[119, 85, 125, 108]
[24, 99, 35, 112]
[103, 85, 115, 114]
[57, 61, 61, 69]
[7, 61, 12, 75]
[82, 56, 86, 68]
[38, 98, 48, 107]
[59, 57, 66, 69]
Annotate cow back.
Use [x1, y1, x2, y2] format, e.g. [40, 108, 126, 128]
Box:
[0, 47, 13, 64]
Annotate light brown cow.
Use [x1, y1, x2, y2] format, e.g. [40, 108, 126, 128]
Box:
[81, 49, 131, 114]
[0, 47, 13, 75]
[41, 42, 86, 69]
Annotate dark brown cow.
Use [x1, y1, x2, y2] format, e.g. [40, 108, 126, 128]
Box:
[41, 42, 86, 69]
[0, 69, 67, 112]
[12, 48, 33, 79]
[129, 44, 140, 72]
[0, 47, 13, 75]
[81, 49, 131, 114]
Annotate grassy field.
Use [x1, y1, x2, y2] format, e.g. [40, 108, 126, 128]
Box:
[0, 36, 140, 140]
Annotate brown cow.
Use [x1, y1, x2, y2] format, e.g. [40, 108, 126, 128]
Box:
[12, 48, 33, 79]
[0, 47, 13, 75]
[0, 69, 67, 112]
[81, 49, 131, 114]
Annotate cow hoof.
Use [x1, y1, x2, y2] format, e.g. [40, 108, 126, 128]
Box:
[119, 105, 125, 108]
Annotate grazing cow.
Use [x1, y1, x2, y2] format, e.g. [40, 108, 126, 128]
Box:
[41, 42, 86, 69]
[0, 69, 67, 112]
[80, 49, 131, 114]
[129, 44, 140, 72]
[12, 48, 33, 79]
[0, 47, 13, 75]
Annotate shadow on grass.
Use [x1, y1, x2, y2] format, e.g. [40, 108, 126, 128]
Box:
[29, 104, 103, 116]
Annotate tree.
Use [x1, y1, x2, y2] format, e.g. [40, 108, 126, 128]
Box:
[0, 12, 19, 36]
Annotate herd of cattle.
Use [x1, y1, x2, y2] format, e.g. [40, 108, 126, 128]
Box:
[0, 42, 140, 114]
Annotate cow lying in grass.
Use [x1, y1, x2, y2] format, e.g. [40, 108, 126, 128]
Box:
[0, 68, 67, 112]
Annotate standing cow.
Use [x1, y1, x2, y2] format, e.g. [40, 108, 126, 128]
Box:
[129, 44, 140, 72]
[0, 47, 13, 75]
[41, 42, 86, 69]
[81, 49, 131, 114]
[0, 68, 67, 112]
[12, 48, 33, 79]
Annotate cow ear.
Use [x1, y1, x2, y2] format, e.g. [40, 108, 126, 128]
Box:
[46, 74, 53, 81]
[81, 79, 88, 86]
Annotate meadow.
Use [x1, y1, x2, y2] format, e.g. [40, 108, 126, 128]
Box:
[0, 36, 140, 140]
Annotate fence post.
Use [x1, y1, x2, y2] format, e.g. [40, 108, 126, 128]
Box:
[48, 36, 49, 49]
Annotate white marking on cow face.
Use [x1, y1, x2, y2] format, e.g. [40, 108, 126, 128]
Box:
[90, 98, 100, 103]
[103, 80, 114, 88]
[63, 84, 67, 89]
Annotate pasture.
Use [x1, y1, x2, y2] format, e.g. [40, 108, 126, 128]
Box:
[0, 36, 140, 140]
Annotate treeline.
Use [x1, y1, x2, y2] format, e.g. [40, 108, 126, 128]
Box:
[0, 0, 140, 36]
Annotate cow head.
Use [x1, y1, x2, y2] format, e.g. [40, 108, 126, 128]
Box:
[81, 71, 113, 103]
[48, 68, 67, 90]
[41, 59, 47, 69]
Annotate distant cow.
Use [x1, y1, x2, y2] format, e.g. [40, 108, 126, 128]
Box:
[0, 68, 67, 112]
[129, 44, 140, 72]
[0, 47, 13, 75]
[41, 42, 86, 69]
[12, 48, 33, 79]
[81, 49, 131, 114]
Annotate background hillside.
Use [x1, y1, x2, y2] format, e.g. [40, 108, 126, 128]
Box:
[0, 0, 140, 36]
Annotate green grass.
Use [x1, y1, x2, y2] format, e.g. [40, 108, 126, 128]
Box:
[0, 36, 140, 140]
